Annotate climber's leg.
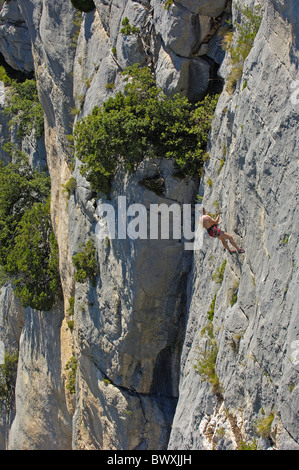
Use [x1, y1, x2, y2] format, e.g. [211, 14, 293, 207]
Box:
[219, 231, 242, 252]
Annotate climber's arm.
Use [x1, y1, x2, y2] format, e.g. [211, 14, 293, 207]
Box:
[207, 213, 220, 226]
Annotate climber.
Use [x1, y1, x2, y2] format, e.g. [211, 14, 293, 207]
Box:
[200, 208, 245, 254]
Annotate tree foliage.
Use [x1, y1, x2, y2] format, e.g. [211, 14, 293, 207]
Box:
[0, 65, 12, 87]
[222, 3, 262, 93]
[4, 79, 44, 139]
[0, 155, 50, 264]
[231, 3, 263, 66]
[121, 17, 140, 36]
[0, 156, 62, 311]
[6, 200, 62, 311]
[65, 356, 77, 394]
[72, 239, 98, 286]
[193, 338, 220, 395]
[0, 349, 18, 420]
[73, 65, 219, 194]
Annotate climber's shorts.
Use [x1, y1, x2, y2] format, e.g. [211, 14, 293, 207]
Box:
[207, 226, 221, 238]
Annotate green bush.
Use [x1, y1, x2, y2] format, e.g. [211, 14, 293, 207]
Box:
[70, 0, 95, 13]
[237, 440, 258, 450]
[194, 259, 228, 394]
[164, 0, 174, 10]
[230, 283, 239, 307]
[0, 265, 8, 289]
[72, 10, 83, 48]
[230, 4, 262, 66]
[0, 65, 12, 87]
[223, 3, 262, 93]
[63, 177, 77, 199]
[72, 65, 219, 194]
[0, 157, 62, 311]
[67, 319, 75, 331]
[4, 79, 44, 139]
[207, 293, 217, 322]
[120, 17, 140, 36]
[72, 239, 98, 285]
[67, 296, 75, 316]
[65, 356, 77, 394]
[0, 155, 50, 265]
[0, 349, 18, 419]
[66, 297, 75, 331]
[6, 200, 62, 311]
[218, 157, 225, 174]
[211, 260, 227, 284]
[193, 338, 220, 395]
[255, 412, 275, 439]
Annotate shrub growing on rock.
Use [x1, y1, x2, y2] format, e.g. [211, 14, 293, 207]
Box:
[221, 3, 262, 93]
[65, 356, 77, 394]
[73, 65, 219, 194]
[0, 349, 18, 420]
[4, 79, 44, 139]
[72, 239, 98, 285]
[6, 200, 62, 311]
[0, 156, 62, 311]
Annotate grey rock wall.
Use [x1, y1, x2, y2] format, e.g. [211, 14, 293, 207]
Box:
[69, 158, 197, 449]
[8, 303, 72, 450]
[0, 1, 47, 168]
[0, 283, 25, 449]
[0, 0, 228, 450]
[0, 0, 298, 451]
[74, 0, 229, 118]
[0, 0, 34, 72]
[168, 0, 299, 450]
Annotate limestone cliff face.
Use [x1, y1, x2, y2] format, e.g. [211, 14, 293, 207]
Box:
[0, 0, 298, 451]
[169, 0, 299, 450]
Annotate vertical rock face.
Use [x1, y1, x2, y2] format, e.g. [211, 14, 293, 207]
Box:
[70, 159, 196, 449]
[0, 0, 34, 72]
[8, 304, 72, 450]
[0, 283, 25, 450]
[0, 0, 298, 451]
[0, 0, 228, 450]
[169, 0, 299, 451]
